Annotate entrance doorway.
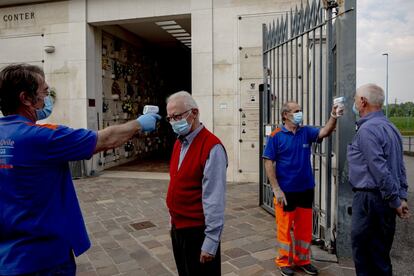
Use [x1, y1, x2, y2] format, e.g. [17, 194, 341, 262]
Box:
[96, 15, 191, 173]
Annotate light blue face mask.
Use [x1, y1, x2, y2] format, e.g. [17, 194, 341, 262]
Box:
[170, 112, 192, 136]
[292, 111, 303, 125]
[36, 96, 53, 121]
[170, 119, 191, 136]
[352, 102, 359, 116]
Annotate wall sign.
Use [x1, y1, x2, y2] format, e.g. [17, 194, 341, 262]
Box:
[2, 12, 35, 22]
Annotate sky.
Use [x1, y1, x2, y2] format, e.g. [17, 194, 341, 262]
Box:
[357, 0, 414, 103]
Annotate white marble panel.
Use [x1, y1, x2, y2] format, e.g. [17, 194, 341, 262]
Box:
[68, 22, 86, 60]
[212, 7, 235, 64]
[192, 52, 213, 96]
[154, 0, 191, 16]
[118, 0, 154, 20]
[44, 72, 69, 103]
[193, 95, 213, 130]
[68, 0, 86, 23]
[45, 23, 69, 35]
[213, 125, 236, 182]
[36, 1, 69, 26]
[191, 0, 212, 11]
[213, 95, 235, 126]
[239, 47, 262, 79]
[47, 98, 88, 128]
[66, 60, 87, 99]
[213, 63, 236, 96]
[192, 9, 212, 54]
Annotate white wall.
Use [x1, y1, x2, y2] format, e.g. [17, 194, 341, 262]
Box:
[0, 0, 88, 129]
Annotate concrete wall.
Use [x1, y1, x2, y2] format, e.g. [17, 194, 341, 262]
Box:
[0, 0, 88, 129]
[1, 0, 302, 182]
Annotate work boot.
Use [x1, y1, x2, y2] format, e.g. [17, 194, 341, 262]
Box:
[280, 266, 295, 276]
[299, 263, 318, 275]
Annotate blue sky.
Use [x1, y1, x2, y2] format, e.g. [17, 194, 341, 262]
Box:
[357, 0, 414, 103]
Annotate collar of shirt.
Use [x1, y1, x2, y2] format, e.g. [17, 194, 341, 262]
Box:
[0, 114, 31, 123]
[178, 123, 204, 145]
[281, 125, 302, 134]
[356, 110, 384, 128]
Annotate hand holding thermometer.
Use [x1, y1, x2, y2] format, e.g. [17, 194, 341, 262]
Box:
[137, 105, 161, 132]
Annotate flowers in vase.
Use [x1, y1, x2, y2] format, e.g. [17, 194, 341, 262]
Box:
[121, 96, 134, 114]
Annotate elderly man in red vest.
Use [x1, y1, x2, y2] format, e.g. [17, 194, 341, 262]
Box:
[166, 91, 227, 276]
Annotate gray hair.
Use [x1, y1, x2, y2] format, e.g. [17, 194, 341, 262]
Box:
[166, 91, 198, 109]
[281, 101, 297, 121]
[356, 83, 385, 106]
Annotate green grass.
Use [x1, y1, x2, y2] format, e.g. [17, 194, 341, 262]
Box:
[389, 117, 414, 136]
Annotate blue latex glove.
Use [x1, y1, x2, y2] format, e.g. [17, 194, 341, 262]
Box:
[136, 113, 161, 132]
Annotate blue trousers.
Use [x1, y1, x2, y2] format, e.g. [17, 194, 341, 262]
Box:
[351, 190, 396, 276]
[12, 255, 76, 276]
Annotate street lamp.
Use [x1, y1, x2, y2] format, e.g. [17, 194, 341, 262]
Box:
[382, 53, 389, 117]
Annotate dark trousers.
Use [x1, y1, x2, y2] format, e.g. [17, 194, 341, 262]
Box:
[171, 226, 221, 276]
[351, 190, 396, 276]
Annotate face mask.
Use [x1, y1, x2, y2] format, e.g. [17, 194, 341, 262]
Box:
[352, 102, 359, 116]
[36, 96, 53, 120]
[170, 112, 193, 136]
[291, 111, 303, 125]
[170, 119, 191, 136]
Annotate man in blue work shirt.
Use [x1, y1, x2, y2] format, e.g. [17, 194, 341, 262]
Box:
[263, 101, 339, 276]
[348, 83, 409, 276]
[0, 64, 160, 275]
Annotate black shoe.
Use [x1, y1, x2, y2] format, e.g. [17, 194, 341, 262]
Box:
[280, 266, 295, 276]
[299, 264, 318, 275]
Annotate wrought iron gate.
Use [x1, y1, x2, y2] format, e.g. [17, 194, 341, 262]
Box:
[259, 0, 339, 251]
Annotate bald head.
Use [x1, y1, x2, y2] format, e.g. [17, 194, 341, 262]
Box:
[356, 83, 385, 107]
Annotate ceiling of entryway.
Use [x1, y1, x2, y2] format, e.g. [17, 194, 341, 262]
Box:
[99, 15, 191, 48]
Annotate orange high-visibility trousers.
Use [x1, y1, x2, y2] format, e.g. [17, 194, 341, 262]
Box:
[274, 197, 312, 267]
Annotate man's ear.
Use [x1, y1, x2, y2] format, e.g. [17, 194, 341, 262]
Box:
[360, 97, 368, 107]
[19, 91, 33, 107]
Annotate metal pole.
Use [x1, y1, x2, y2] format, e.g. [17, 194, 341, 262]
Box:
[383, 53, 389, 117]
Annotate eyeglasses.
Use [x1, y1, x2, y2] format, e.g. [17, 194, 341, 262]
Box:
[38, 87, 50, 97]
[166, 109, 192, 122]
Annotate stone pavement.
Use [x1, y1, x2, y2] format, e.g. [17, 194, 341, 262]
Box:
[73, 171, 356, 276]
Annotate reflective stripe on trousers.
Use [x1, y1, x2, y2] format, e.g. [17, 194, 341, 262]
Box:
[274, 197, 312, 267]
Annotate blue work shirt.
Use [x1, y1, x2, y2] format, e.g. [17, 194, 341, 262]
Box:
[347, 111, 408, 208]
[263, 125, 320, 192]
[177, 124, 227, 256]
[0, 115, 97, 275]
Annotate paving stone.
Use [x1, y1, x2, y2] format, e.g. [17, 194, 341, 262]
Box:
[142, 239, 163, 249]
[144, 264, 172, 276]
[251, 248, 277, 261]
[238, 264, 265, 276]
[228, 255, 258, 269]
[77, 272, 98, 276]
[221, 262, 238, 274]
[241, 240, 274, 253]
[120, 268, 149, 276]
[73, 176, 360, 275]
[95, 265, 119, 276]
[224, 247, 249, 258]
[117, 260, 141, 273]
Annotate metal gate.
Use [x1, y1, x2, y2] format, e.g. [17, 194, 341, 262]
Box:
[259, 0, 340, 251]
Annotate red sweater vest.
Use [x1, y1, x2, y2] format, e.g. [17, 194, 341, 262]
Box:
[166, 127, 222, 229]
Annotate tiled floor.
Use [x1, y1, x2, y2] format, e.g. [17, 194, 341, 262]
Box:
[74, 171, 356, 276]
